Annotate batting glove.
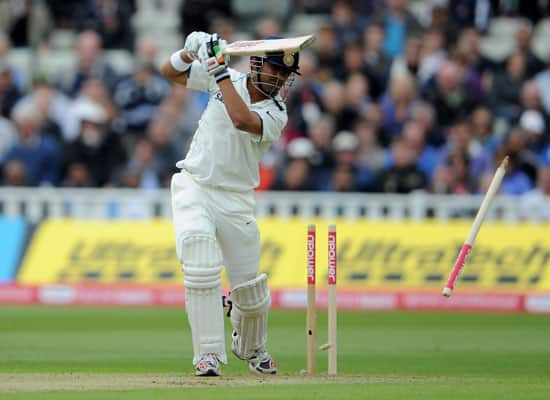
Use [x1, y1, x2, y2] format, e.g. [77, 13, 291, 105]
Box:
[183, 31, 212, 57]
[198, 33, 230, 83]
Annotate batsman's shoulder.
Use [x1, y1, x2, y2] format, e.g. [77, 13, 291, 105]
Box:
[254, 99, 286, 118]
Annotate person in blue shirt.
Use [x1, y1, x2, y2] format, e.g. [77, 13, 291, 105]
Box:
[2, 103, 60, 186]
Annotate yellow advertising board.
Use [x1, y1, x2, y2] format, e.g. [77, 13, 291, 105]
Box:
[18, 219, 550, 291]
[18, 220, 180, 284]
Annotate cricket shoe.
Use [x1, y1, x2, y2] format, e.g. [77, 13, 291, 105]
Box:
[231, 331, 277, 374]
[247, 349, 277, 375]
[195, 354, 222, 376]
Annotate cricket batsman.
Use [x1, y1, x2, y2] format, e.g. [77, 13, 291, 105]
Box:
[160, 32, 301, 376]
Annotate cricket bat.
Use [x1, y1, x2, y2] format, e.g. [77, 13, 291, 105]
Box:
[223, 34, 315, 56]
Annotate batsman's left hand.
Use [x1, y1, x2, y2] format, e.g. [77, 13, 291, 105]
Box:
[198, 33, 230, 83]
[183, 31, 212, 57]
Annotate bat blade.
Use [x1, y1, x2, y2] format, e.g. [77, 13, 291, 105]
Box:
[223, 34, 315, 56]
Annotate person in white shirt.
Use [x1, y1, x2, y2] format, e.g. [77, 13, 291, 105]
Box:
[160, 32, 300, 376]
[519, 165, 550, 221]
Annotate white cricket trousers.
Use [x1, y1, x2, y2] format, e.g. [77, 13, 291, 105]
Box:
[171, 169, 261, 287]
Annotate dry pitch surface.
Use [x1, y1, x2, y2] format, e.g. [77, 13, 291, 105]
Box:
[0, 373, 461, 393]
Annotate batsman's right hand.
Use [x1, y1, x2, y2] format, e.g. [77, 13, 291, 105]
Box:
[184, 31, 212, 57]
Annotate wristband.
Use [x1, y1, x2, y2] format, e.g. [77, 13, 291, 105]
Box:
[170, 50, 191, 72]
[215, 69, 230, 83]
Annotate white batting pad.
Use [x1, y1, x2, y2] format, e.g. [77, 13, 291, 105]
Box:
[230, 273, 271, 360]
[181, 236, 227, 364]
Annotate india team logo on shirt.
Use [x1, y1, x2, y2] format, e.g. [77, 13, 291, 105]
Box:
[213, 90, 224, 103]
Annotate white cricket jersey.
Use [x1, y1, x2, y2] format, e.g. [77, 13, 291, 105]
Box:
[176, 61, 287, 192]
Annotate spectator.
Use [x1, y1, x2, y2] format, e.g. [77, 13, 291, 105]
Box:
[401, 120, 439, 179]
[534, 59, 550, 116]
[208, 15, 237, 45]
[410, 101, 444, 147]
[321, 80, 358, 131]
[136, 36, 160, 71]
[0, 32, 9, 61]
[3, 102, 60, 186]
[62, 78, 117, 143]
[519, 80, 550, 144]
[520, 80, 544, 112]
[354, 119, 385, 173]
[363, 102, 391, 147]
[307, 115, 336, 189]
[371, 0, 423, 58]
[0, 33, 26, 91]
[46, 0, 78, 28]
[330, 0, 366, 49]
[437, 119, 492, 178]
[518, 109, 547, 154]
[515, 23, 544, 78]
[179, 0, 232, 37]
[0, 0, 52, 48]
[112, 60, 170, 135]
[146, 115, 180, 186]
[335, 40, 365, 81]
[428, 4, 452, 37]
[73, 0, 136, 50]
[430, 163, 451, 194]
[14, 77, 72, 143]
[119, 138, 160, 189]
[431, 150, 477, 194]
[448, 0, 490, 31]
[390, 34, 422, 82]
[375, 137, 427, 193]
[498, 126, 539, 185]
[344, 73, 371, 117]
[308, 115, 336, 167]
[450, 47, 486, 106]
[63, 162, 94, 187]
[155, 86, 204, 153]
[329, 130, 373, 191]
[490, 51, 527, 119]
[455, 27, 494, 76]
[329, 163, 356, 192]
[0, 115, 17, 161]
[0, 62, 22, 118]
[380, 73, 416, 138]
[519, 165, 550, 221]
[493, 151, 533, 195]
[417, 28, 447, 85]
[470, 106, 500, 155]
[314, 23, 342, 81]
[254, 17, 281, 39]
[363, 24, 391, 99]
[271, 138, 314, 191]
[287, 50, 323, 135]
[1, 159, 27, 186]
[58, 30, 119, 97]
[62, 99, 126, 186]
[422, 60, 479, 128]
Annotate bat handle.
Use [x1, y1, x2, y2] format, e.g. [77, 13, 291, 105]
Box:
[442, 243, 472, 297]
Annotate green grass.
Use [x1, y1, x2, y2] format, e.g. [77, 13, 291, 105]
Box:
[1, 307, 549, 399]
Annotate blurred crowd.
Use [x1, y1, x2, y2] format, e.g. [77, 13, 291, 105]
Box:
[0, 0, 550, 205]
